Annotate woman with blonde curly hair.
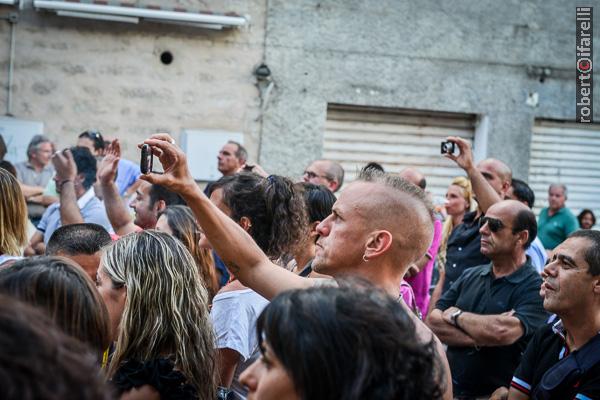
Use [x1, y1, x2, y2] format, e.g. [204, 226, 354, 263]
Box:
[97, 230, 216, 400]
[428, 176, 474, 315]
[0, 168, 28, 265]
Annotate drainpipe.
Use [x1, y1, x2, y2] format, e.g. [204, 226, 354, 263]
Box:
[2, 12, 18, 116]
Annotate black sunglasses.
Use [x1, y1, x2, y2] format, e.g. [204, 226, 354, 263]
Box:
[479, 216, 506, 233]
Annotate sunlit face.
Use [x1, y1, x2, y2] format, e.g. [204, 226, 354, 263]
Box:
[239, 341, 299, 400]
[31, 142, 54, 166]
[541, 237, 597, 315]
[217, 143, 243, 176]
[129, 181, 158, 229]
[445, 184, 469, 216]
[96, 266, 126, 341]
[548, 186, 566, 211]
[155, 215, 173, 235]
[313, 182, 370, 275]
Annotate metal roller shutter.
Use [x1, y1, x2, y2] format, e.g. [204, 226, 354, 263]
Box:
[528, 120, 600, 222]
[323, 104, 477, 201]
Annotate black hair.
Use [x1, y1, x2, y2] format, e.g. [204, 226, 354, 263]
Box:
[149, 184, 186, 208]
[0, 294, 112, 400]
[210, 172, 307, 258]
[257, 280, 443, 400]
[0, 160, 16, 177]
[512, 208, 537, 249]
[296, 182, 336, 223]
[577, 209, 596, 228]
[511, 178, 535, 209]
[568, 230, 600, 276]
[46, 223, 111, 256]
[361, 162, 385, 173]
[70, 146, 97, 190]
[78, 130, 105, 151]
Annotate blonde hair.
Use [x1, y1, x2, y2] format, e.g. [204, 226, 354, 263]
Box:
[437, 177, 474, 268]
[0, 168, 28, 256]
[101, 230, 216, 399]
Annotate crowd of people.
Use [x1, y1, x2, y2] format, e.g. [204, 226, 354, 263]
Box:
[0, 130, 598, 400]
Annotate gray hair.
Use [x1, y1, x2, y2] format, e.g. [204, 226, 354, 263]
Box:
[26, 135, 52, 159]
[549, 183, 568, 198]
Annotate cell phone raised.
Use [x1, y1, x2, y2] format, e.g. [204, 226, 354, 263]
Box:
[140, 144, 153, 175]
[440, 141, 456, 155]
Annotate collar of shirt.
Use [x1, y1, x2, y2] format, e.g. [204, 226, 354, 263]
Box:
[479, 257, 534, 284]
[24, 161, 53, 172]
[77, 187, 96, 209]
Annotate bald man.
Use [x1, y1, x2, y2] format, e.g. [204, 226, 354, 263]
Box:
[427, 200, 547, 398]
[139, 134, 454, 400]
[302, 159, 345, 192]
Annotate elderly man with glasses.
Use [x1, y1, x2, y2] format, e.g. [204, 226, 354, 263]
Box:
[427, 199, 548, 399]
[302, 159, 344, 193]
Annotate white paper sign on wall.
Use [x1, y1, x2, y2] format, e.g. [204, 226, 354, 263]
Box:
[0, 117, 45, 164]
[181, 129, 244, 181]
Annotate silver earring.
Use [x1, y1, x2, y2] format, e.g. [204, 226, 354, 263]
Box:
[362, 254, 369, 262]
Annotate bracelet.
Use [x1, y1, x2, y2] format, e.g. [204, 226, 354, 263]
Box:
[57, 179, 73, 189]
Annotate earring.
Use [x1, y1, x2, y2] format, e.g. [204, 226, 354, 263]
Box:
[362, 254, 369, 262]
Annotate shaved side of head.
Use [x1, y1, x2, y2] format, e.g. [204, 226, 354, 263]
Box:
[357, 170, 434, 266]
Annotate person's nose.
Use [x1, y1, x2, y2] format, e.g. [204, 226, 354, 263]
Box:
[239, 358, 260, 393]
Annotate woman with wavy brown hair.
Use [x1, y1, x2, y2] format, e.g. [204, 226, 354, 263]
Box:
[156, 205, 219, 301]
[0, 256, 111, 361]
[98, 230, 216, 400]
[0, 168, 28, 265]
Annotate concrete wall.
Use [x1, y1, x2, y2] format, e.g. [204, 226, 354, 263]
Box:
[0, 0, 266, 163]
[259, 0, 600, 180]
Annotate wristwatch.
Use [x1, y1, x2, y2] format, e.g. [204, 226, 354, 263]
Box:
[451, 309, 463, 327]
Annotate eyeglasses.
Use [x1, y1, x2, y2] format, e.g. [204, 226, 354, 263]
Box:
[479, 216, 507, 233]
[303, 170, 331, 180]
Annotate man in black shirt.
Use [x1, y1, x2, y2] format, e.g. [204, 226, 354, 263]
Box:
[427, 200, 548, 399]
[490, 230, 600, 400]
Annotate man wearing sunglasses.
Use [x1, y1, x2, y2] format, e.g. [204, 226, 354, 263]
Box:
[427, 200, 547, 399]
[302, 159, 344, 193]
[490, 230, 600, 400]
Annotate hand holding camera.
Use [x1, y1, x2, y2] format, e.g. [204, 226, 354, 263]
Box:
[442, 136, 474, 172]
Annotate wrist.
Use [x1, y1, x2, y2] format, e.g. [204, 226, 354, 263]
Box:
[57, 179, 73, 190]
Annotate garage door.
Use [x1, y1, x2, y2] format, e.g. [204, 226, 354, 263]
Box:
[323, 104, 477, 201]
[528, 120, 600, 224]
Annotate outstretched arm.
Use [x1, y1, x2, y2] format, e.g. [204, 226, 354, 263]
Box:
[444, 136, 503, 214]
[52, 149, 84, 225]
[98, 140, 138, 235]
[139, 134, 312, 300]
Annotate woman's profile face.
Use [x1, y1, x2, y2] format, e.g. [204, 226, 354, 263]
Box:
[95, 266, 126, 341]
[240, 341, 299, 400]
[445, 184, 469, 216]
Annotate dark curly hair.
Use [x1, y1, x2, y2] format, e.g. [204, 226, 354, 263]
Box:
[209, 173, 308, 259]
[256, 279, 443, 400]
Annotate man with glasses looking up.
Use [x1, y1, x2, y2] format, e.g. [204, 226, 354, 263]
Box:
[427, 200, 548, 399]
[302, 159, 344, 193]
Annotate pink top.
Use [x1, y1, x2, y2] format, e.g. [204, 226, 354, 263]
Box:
[405, 218, 443, 318]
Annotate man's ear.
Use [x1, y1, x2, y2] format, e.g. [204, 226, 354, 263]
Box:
[155, 199, 167, 212]
[516, 230, 530, 249]
[328, 180, 339, 192]
[363, 230, 393, 260]
[593, 277, 600, 296]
